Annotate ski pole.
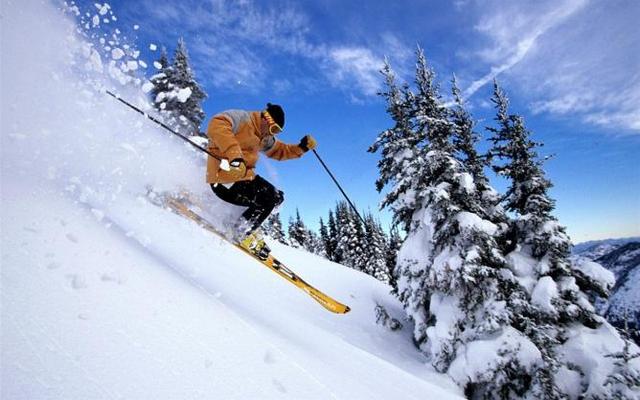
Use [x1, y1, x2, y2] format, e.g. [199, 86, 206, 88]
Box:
[311, 149, 366, 225]
[105, 90, 221, 161]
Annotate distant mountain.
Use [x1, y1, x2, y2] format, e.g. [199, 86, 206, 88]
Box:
[577, 240, 640, 343]
[572, 236, 640, 256]
[596, 242, 640, 277]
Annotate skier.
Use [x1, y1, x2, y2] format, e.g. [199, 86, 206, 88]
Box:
[206, 103, 316, 259]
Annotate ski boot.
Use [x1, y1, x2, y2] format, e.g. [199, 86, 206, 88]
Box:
[238, 228, 271, 261]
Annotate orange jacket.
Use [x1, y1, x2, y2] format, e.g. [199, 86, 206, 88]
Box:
[206, 110, 304, 184]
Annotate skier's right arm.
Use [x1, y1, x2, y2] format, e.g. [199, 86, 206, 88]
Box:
[207, 113, 243, 162]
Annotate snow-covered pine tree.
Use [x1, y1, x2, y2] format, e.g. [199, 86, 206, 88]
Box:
[307, 230, 327, 257]
[487, 80, 640, 398]
[263, 212, 287, 245]
[450, 75, 486, 187]
[368, 57, 421, 233]
[449, 75, 510, 255]
[386, 226, 402, 294]
[149, 47, 171, 113]
[487, 82, 578, 397]
[372, 48, 540, 398]
[333, 202, 349, 265]
[350, 208, 368, 272]
[319, 217, 333, 260]
[327, 210, 339, 263]
[334, 201, 367, 272]
[160, 38, 207, 136]
[363, 213, 391, 283]
[287, 209, 312, 250]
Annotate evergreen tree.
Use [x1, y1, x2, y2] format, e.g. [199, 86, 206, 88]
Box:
[334, 201, 367, 271]
[327, 210, 339, 262]
[263, 212, 287, 244]
[332, 203, 345, 262]
[386, 227, 402, 294]
[307, 230, 326, 257]
[371, 48, 539, 398]
[450, 75, 509, 252]
[368, 58, 421, 233]
[487, 80, 560, 256]
[151, 38, 207, 136]
[450, 75, 486, 187]
[319, 217, 333, 260]
[350, 208, 368, 272]
[487, 80, 639, 398]
[168, 37, 207, 135]
[149, 47, 171, 112]
[363, 213, 390, 283]
[287, 209, 311, 250]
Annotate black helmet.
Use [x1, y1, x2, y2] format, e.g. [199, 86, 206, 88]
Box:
[265, 103, 285, 128]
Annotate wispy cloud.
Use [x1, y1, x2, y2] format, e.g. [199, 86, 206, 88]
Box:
[325, 33, 415, 100]
[326, 47, 383, 97]
[461, 0, 640, 133]
[129, 0, 314, 93]
[123, 0, 404, 99]
[462, 0, 587, 99]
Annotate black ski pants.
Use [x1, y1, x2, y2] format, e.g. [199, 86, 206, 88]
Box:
[211, 175, 284, 234]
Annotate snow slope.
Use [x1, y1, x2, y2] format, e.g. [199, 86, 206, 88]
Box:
[1, 1, 462, 398]
[574, 237, 640, 343]
[592, 242, 640, 343]
[2, 172, 462, 399]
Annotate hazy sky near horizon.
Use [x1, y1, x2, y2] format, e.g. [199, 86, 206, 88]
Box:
[71, 0, 639, 242]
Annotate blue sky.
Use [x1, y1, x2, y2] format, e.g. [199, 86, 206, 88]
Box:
[73, 0, 639, 243]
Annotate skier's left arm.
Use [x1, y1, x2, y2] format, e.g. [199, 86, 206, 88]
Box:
[261, 134, 316, 161]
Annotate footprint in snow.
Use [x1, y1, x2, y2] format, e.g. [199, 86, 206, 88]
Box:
[263, 351, 277, 364]
[101, 272, 126, 285]
[47, 262, 60, 270]
[272, 379, 287, 393]
[66, 274, 88, 289]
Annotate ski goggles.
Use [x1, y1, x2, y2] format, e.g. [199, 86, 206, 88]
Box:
[263, 111, 283, 134]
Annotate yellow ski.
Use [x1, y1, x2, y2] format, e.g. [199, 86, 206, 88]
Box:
[160, 196, 351, 314]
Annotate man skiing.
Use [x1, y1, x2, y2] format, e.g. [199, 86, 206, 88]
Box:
[206, 103, 316, 259]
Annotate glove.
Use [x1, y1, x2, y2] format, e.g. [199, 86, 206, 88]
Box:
[298, 135, 317, 152]
[226, 158, 246, 180]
